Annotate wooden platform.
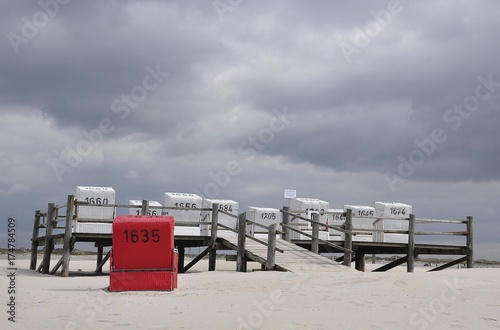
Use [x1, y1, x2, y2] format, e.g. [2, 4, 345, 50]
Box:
[30, 196, 474, 276]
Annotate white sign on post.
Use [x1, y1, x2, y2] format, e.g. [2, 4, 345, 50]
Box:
[283, 189, 297, 199]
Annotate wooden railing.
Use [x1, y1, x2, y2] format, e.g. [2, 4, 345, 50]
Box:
[280, 206, 473, 272]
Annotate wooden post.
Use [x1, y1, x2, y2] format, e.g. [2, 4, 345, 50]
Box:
[312, 213, 319, 254]
[95, 250, 111, 273]
[141, 199, 149, 215]
[466, 216, 473, 268]
[355, 252, 365, 272]
[266, 223, 277, 271]
[209, 204, 219, 271]
[96, 245, 104, 273]
[282, 206, 291, 242]
[181, 247, 210, 273]
[30, 210, 41, 270]
[42, 203, 55, 274]
[178, 246, 185, 272]
[407, 214, 415, 273]
[62, 195, 75, 277]
[237, 212, 247, 272]
[343, 209, 353, 267]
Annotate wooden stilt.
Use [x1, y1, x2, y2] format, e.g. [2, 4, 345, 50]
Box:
[282, 206, 291, 242]
[178, 246, 185, 271]
[96, 246, 104, 273]
[311, 213, 319, 254]
[30, 210, 41, 270]
[209, 204, 219, 271]
[236, 212, 247, 272]
[96, 250, 111, 273]
[265, 224, 277, 270]
[42, 203, 55, 274]
[407, 214, 415, 273]
[62, 195, 75, 277]
[466, 216, 473, 268]
[141, 199, 149, 215]
[343, 209, 353, 267]
[355, 252, 365, 272]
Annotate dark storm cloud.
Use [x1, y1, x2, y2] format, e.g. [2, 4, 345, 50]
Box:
[1, 0, 499, 258]
[1, 0, 227, 134]
[2, 0, 499, 183]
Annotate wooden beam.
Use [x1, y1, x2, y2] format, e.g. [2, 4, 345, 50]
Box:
[282, 206, 291, 242]
[372, 256, 408, 272]
[141, 199, 149, 216]
[466, 216, 473, 268]
[62, 195, 75, 277]
[237, 212, 247, 272]
[42, 203, 55, 274]
[311, 213, 319, 254]
[355, 252, 365, 272]
[181, 246, 211, 273]
[415, 231, 469, 236]
[30, 210, 41, 270]
[209, 204, 219, 271]
[96, 250, 111, 273]
[178, 246, 185, 271]
[50, 257, 63, 275]
[343, 209, 353, 267]
[226, 254, 237, 262]
[407, 214, 415, 273]
[265, 224, 277, 271]
[96, 246, 104, 273]
[428, 256, 468, 272]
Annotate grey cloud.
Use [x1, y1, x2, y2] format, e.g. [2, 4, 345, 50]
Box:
[0, 0, 499, 259]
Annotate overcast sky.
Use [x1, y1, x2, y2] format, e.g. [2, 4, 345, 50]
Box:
[1, 0, 499, 260]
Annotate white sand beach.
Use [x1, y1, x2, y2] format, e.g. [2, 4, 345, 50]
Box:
[1, 255, 500, 329]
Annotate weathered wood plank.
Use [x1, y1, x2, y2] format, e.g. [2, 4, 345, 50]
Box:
[372, 256, 408, 272]
[30, 210, 41, 270]
[343, 209, 353, 267]
[50, 257, 63, 275]
[466, 216, 473, 268]
[62, 195, 75, 277]
[311, 214, 319, 254]
[96, 250, 111, 273]
[355, 252, 365, 272]
[42, 203, 55, 274]
[282, 206, 291, 242]
[236, 213, 247, 272]
[209, 204, 219, 271]
[407, 214, 415, 273]
[181, 247, 211, 273]
[266, 224, 277, 270]
[428, 256, 468, 272]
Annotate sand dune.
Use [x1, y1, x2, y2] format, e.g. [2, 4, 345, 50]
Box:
[1, 255, 499, 329]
